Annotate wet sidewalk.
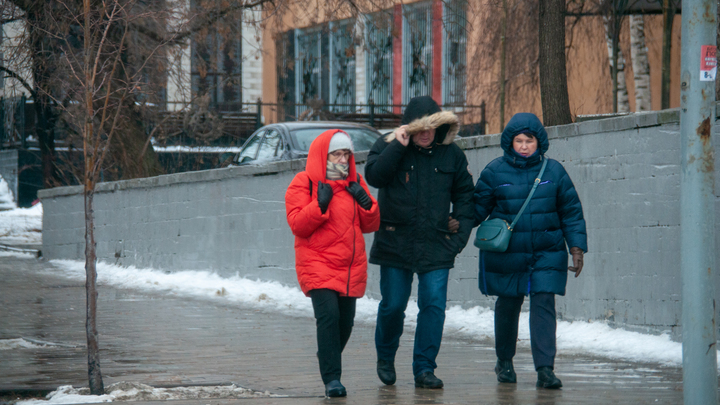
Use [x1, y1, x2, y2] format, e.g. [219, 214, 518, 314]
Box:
[1, 254, 685, 404]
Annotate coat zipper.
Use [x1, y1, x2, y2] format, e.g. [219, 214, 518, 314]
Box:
[347, 200, 357, 296]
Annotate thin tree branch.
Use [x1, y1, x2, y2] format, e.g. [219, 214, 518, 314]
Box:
[133, 0, 274, 46]
[0, 64, 36, 97]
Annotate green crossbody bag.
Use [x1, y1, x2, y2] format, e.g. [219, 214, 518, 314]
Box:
[474, 158, 547, 252]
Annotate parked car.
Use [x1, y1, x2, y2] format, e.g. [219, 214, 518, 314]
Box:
[232, 121, 383, 165]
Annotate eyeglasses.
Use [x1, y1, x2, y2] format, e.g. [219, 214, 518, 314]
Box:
[329, 150, 352, 159]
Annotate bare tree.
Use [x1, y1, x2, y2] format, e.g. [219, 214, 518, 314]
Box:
[603, 14, 629, 112]
[629, 14, 650, 111]
[469, 0, 539, 132]
[0, 0, 279, 393]
[0, 0, 275, 188]
[661, 0, 677, 109]
[539, 0, 572, 125]
[498, 0, 508, 130]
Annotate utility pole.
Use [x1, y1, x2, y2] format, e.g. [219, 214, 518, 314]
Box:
[679, 0, 718, 403]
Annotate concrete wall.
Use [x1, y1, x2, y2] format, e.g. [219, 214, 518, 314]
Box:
[40, 109, 720, 339]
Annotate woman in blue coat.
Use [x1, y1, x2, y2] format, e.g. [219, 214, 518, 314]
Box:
[473, 112, 587, 389]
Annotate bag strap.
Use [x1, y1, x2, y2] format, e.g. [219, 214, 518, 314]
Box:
[509, 157, 548, 231]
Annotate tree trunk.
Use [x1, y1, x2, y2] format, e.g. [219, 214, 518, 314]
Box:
[35, 94, 59, 188]
[84, 186, 104, 395]
[83, 1, 104, 395]
[538, 0, 572, 126]
[629, 15, 651, 111]
[604, 16, 630, 113]
[661, 0, 675, 109]
[498, 0, 507, 131]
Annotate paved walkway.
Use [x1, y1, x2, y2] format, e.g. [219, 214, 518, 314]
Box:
[0, 254, 687, 404]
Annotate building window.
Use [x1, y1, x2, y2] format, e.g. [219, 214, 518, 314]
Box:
[295, 26, 323, 116]
[190, 1, 242, 110]
[365, 12, 394, 107]
[402, 1, 433, 104]
[443, 0, 467, 105]
[329, 20, 356, 112]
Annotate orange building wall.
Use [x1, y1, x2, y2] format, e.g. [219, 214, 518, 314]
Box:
[261, 1, 683, 132]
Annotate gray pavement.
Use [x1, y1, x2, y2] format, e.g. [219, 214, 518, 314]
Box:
[0, 254, 688, 404]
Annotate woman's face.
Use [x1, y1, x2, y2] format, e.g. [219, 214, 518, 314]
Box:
[512, 133, 538, 157]
[328, 149, 352, 164]
[412, 128, 436, 148]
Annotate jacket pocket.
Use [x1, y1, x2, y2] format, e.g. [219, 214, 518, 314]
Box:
[433, 165, 456, 194]
[435, 226, 461, 259]
[374, 221, 412, 262]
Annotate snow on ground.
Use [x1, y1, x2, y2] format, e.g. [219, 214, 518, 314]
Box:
[46, 259, 691, 368]
[0, 203, 42, 245]
[15, 382, 280, 405]
[0, 175, 42, 245]
[0, 175, 16, 210]
[0, 338, 55, 350]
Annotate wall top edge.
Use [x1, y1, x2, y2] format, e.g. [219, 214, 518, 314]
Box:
[37, 107, 690, 200]
[38, 151, 371, 199]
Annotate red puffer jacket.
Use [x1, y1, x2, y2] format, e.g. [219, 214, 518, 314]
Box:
[285, 129, 381, 297]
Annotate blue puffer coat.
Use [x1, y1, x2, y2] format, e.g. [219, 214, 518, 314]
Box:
[473, 113, 587, 297]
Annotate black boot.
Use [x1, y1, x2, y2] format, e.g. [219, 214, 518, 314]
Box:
[414, 371, 444, 389]
[536, 366, 562, 389]
[324, 380, 347, 397]
[495, 359, 517, 383]
[377, 359, 396, 385]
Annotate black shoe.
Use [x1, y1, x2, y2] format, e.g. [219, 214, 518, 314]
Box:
[495, 359, 517, 383]
[377, 359, 396, 385]
[414, 371, 444, 389]
[325, 380, 347, 397]
[536, 366, 562, 389]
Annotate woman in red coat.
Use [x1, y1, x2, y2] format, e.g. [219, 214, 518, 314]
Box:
[285, 129, 380, 397]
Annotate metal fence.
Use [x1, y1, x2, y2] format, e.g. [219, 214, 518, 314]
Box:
[0, 95, 30, 150]
[162, 99, 486, 143]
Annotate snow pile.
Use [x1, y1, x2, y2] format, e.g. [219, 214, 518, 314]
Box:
[0, 202, 42, 245]
[48, 259, 695, 368]
[0, 175, 16, 210]
[0, 338, 55, 350]
[16, 383, 279, 405]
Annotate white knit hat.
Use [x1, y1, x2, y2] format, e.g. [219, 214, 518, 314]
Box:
[328, 132, 354, 153]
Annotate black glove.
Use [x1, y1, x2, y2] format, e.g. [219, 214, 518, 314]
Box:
[345, 182, 372, 210]
[317, 181, 333, 214]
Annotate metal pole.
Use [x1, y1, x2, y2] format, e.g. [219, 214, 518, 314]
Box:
[680, 0, 718, 403]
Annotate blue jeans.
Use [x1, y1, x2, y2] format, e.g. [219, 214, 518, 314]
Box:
[375, 266, 450, 377]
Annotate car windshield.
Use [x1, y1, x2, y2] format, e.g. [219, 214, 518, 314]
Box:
[292, 128, 380, 152]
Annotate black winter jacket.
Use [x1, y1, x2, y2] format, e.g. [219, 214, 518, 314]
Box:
[473, 113, 587, 296]
[365, 110, 475, 273]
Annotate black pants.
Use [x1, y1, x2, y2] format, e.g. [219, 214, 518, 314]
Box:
[310, 289, 357, 384]
[494, 293, 556, 370]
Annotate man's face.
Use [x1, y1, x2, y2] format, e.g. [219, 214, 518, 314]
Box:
[412, 128, 436, 148]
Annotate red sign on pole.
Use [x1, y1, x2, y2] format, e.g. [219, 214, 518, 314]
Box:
[700, 45, 717, 81]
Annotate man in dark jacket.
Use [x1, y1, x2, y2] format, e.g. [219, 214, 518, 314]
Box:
[365, 96, 474, 389]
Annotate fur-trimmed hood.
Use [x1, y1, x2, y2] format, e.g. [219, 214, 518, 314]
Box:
[384, 110, 460, 145]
